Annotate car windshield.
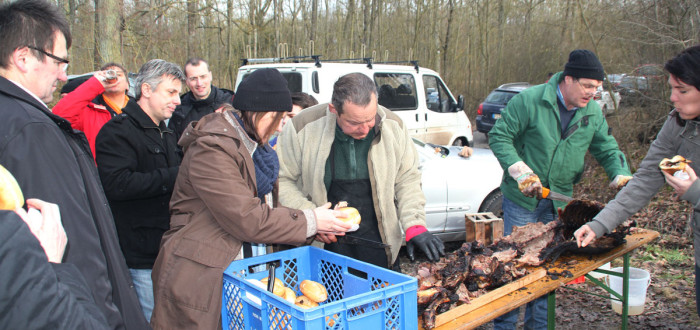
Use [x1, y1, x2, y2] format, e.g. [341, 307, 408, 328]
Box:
[484, 90, 517, 106]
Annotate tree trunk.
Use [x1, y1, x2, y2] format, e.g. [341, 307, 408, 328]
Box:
[441, 0, 454, 78]
[94, 0, 123, 67]
[187, 0, 197, 57]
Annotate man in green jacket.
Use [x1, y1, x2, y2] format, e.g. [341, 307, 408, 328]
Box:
[277, 73, 444, 270]
[489, 49, 632, 329]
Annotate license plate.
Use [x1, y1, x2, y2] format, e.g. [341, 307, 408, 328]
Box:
[493, 113, 501, 119]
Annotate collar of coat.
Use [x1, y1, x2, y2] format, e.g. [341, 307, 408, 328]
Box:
[121, 101, 172, 132]
[0, 76, 75, 133]
[223, 110, 258, 156]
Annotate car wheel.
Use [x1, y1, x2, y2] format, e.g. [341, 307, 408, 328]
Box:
[452, 138, 466, 146]
[479, 189, 503, 218]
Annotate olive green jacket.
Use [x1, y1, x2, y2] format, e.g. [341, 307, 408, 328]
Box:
[489, 72, 631, 211]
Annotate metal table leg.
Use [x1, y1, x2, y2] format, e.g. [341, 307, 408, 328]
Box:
[548, 291, 556, 330]
[622, 253, 630, 330]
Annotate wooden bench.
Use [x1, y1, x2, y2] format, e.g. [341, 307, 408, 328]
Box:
[465, 212, 504, 245]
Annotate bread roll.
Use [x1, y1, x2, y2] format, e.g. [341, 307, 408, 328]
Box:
[283, 287, 296, 304]
[300, 280, 328, 303]
[338, 207, 361, 225]
[294, 295, 318, 309]
[0, 164, 24, 210]
[660, 155, 691, 175]
[261, 277, 286, 298]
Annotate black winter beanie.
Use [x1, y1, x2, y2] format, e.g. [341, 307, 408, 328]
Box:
[232, 68, 292, 112]
[563, 49, 605, 81]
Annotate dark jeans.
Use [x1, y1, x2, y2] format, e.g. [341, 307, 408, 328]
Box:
[493, 197, 557, 330]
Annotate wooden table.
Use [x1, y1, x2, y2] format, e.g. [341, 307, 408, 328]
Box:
[428, 228, 659, 330]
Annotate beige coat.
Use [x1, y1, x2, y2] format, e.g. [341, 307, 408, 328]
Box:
[277, 103, 427, 266]
[151, 111, 313, 329]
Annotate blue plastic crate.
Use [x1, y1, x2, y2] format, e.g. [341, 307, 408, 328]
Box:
[222, 246, 417, 329]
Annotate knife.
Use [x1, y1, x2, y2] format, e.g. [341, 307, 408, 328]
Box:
[541, 187, 574, 203]
[336, 235, 390, 249]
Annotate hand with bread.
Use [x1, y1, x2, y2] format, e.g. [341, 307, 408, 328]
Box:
[663, 163, 697, 197]
[508, 161, 542, 198]
[312, 202, 353, 237]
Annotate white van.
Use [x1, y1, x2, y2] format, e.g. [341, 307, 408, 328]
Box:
[235, 57, 473, 146]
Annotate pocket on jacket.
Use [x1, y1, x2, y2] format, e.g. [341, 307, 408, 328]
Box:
[159, 237, 234, 312]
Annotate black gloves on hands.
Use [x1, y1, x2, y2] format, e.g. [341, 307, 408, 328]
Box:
[407, 231, 445, 262]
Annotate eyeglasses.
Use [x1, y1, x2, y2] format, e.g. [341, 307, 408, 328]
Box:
[28, 46, 69, 72]
[576, 79, 599, 94]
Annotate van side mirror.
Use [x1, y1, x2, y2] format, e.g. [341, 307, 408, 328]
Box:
[452, 95, 464, 112]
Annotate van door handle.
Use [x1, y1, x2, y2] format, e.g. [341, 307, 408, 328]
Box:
[415, 114, 419, 122]
[425, 114, 428, 121]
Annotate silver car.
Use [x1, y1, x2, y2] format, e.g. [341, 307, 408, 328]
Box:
[414, 138, 504, 242]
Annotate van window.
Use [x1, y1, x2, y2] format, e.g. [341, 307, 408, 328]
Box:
[423, 75, 453, 113]
[240, 71, 302, 93]
[374, 73, 417, 110]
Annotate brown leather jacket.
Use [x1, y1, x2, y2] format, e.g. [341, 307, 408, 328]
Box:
[150, 110, 311, 329]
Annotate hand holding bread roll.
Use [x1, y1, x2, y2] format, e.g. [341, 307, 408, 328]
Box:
[659, 155, 691, 175]
[337, 206, 361, 225]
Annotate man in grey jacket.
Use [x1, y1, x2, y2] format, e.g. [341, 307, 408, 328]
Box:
[277, 73, 444, 270]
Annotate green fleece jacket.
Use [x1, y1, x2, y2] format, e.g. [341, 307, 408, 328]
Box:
[277, 103, 426, 265]
[489, 72, 631, 211]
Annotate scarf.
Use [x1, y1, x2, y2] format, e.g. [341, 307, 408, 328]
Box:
[232, 112, 279, 200]
[252, 143, 279, 200]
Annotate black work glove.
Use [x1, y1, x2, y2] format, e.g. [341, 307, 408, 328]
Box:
[406, 231, 445, 262]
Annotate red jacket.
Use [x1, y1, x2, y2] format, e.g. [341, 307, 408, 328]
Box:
[53, 77, 119, 158]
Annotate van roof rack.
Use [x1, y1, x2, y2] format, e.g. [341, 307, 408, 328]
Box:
[241, 55, 323, 67]
[374, 60, 420, 73]
[240, 56, 421, 72]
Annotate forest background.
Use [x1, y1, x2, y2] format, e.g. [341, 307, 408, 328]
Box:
[45, 0, 699, 118]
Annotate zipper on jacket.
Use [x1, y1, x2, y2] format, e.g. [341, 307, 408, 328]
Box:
[561, 115, 589, 140]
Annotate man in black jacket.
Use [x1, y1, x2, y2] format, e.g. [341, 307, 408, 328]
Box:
[0, 0, 149, 328]
[95, 59, 184, 322]
[168, 57, 234, 141]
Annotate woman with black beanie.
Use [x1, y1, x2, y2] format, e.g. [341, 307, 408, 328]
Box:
[150, 68, 352, 329]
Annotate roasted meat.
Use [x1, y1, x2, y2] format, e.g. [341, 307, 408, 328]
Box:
[412, 199, 631, 329]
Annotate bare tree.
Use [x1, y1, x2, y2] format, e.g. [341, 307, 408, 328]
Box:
[94, 0, 123, 67]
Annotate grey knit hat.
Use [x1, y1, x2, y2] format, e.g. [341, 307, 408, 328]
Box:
[563, 49, 605, 81]
[232, 68, 292, 112]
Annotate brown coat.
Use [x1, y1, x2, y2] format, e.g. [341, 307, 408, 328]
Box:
[150, 111, 310, 329]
